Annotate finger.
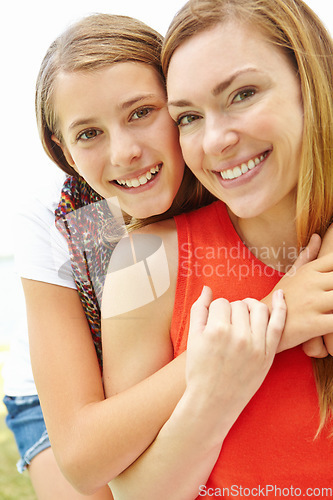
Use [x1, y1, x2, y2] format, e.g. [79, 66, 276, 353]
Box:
[323, 333, 333, 356]
[318, 274, 333, 292]
[302, 337, 329, 358]
[205, 297, 231, 334]
[242, 298, 269, 342]
[265, 290, 287, 355]
[319, 223, 333, 257]
[287, 233, 321, 275]
[311, 313, 333, 338]
[189, 286, 213, 337]
[313, 289, 333, 309]
[230, 300, 251, 334]
[311, 253, 333, 273]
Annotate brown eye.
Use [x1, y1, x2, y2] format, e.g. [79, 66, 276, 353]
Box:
[177, 114, 200, 127]
[78, 129, 101, 141]
[233, 88, 256, 103]
[131, 107, 152, 120]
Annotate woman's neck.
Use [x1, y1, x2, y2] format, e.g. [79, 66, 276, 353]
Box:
[227, 200, 298, 274]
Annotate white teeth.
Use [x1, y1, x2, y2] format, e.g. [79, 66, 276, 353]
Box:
[233, 167, 242, 178]
[220, 153, 267, 180]
[116, 164, 160, 188]
[139, 175, 148, 185]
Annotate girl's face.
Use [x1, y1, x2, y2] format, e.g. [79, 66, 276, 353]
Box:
[52, 62, 185, 218]
[167, 21, 304, 221]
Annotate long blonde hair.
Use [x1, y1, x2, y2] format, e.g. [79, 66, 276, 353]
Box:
[35, 13, 216, 225]
[162, 0, 333, 433]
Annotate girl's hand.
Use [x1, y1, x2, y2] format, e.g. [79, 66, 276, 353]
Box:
[297, 228, 333, 357]
[286, 234, 329, 357]
[264, 232, 333, 356]
[185, 287, 286, 421]
[315, 225, 333, 356]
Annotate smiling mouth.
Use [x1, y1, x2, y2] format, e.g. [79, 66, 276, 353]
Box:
[218, 151, 270, 180]
[114, 164, 162, 188]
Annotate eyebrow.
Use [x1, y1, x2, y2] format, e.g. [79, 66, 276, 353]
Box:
[68, 94, 160, 131]
[69, 118, 98, 131]
[168, 67, 259, 107]
[120, 93, 158, 110]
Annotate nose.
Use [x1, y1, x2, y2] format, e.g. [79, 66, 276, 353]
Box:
[109, 127, 142, 167]
[202, 114, 239, 156]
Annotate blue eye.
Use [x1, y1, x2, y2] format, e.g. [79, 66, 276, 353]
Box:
[233, 88, 256, 103]
[77, 129, 101, 141]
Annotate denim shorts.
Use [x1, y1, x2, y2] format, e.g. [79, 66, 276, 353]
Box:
[3, 394, 51, 473]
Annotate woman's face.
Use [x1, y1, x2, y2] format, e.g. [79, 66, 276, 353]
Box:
[167, 21, 304, 220]
[52, 62, 185, 218]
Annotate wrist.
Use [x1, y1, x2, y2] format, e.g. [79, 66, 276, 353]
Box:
[170, 387, 236, 449]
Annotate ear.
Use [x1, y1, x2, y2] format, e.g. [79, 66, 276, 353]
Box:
[51, 134, 76, 169]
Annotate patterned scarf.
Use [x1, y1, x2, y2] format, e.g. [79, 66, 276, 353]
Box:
[55, 176, 120, 371]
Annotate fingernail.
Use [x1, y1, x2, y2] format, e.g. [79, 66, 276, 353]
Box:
[274, 289, 284, 300]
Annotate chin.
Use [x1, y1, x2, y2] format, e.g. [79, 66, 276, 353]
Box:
[128, 207, 160, 220]
[137, 201, 174, 219]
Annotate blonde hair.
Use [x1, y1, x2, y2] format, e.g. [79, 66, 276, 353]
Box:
[162, 0, 333, 433]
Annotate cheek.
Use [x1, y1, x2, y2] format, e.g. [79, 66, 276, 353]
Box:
[254, 98, 303, 143]
[71, 150, 101, 177]
[266, 112, 303, 154]
[179, 136, 202, 172]
[157, 123, 185, 169]
[243, 106, 274, 137]
[162, 121, 181, 150]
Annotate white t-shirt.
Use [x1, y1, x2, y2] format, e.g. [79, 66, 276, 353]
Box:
[2, 172, 76, 396]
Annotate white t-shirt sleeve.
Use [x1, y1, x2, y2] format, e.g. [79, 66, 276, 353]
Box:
[3, 173, 76, 396]
[15, 174, 76, 289]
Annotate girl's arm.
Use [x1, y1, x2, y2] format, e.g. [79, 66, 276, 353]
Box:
[107, 288, 286, 499]
[24, 278, 186, 495]
[26, 226, 333, 496]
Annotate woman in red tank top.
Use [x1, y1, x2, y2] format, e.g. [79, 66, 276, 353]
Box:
[102, 0, 333, 497]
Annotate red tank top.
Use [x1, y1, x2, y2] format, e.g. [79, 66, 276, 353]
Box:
[171, 201, 333, 498]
